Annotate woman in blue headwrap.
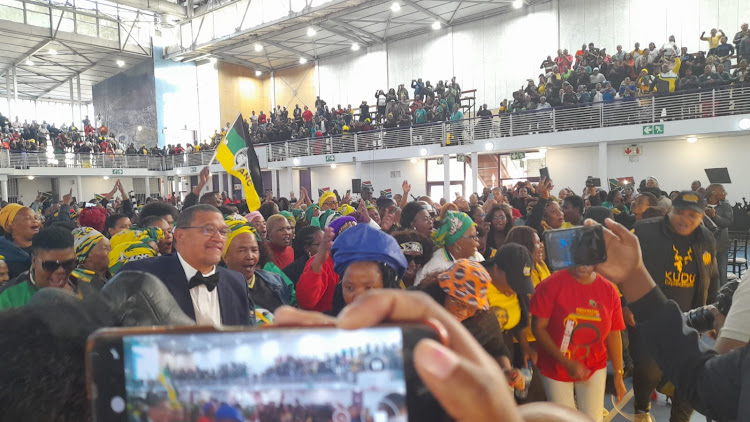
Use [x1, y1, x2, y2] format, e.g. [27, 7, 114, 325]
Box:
[413, 210, 484, 286]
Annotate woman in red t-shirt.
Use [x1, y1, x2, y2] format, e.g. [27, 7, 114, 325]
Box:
[530, 266, 626, 422]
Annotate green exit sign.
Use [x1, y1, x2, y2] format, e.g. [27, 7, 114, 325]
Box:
[190, 166, 197, 172]
[325, 155, 336, 162]
[509, 152, 526, 160]
[642, 124, 664, 136]
[112, 169, 123, 175]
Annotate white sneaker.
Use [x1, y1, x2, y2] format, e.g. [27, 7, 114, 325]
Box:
[634, 413, 654, 422]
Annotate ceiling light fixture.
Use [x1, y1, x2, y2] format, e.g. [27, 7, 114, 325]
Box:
[512, 0, 523, 8]
[116, 59, 125, 67]
[28, 176, 35, 180]
[539, 147, 548, 153]
[209, 57, 217, 64]
[49, 49, 57, 55]
[330, 163, 337, 169]
[484, 141, 494, 151]
[103, 176, 110, 180]
[431, 21, 441, 30]
[254, 43, 263, 52]
[255, 70, 262, 76]
[307, 27, 317, 37]
[299, 57, 308, 64]
[686, 136, 698, 143]
[293, 158, 300, 166]
[351, 43, 360, 51]
[25, 59, 34, 66]
[739, 118, 750, 130]
[419, 147, 428, 156]
[137, 126, 142, 131]
[390, 2, 400, 12]
[410, 157, 417, 163]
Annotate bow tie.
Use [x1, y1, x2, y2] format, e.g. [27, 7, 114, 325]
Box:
[188, 272, 220, 292]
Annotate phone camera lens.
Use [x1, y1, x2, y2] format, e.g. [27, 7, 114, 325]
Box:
[110, 396, 125, 413]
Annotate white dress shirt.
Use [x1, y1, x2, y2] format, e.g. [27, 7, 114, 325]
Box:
[177, 252, 222, 326]
[413, 247, 484, 286]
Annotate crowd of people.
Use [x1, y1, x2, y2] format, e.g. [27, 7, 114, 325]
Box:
[1, 162, 748, 421]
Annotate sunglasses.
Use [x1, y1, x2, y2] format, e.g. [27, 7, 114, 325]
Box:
[40, 258, 77, 273]
[405, 255, 426, 266]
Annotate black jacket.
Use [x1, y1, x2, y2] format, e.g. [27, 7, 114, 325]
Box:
[634, 216, 719, 310]
[630, 287, 748, 422]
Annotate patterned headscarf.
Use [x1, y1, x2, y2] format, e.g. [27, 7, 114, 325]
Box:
[314, 210, 339, 229]
[278, 211, 296, 227]
[303, 205, 320, 223]
[108, 227, 163, 275]
[432, 211, 475, 248]
[328, 216, 357, 239]
[438, 259, 490, 310]
[72, 227, 104, 263]
[224, 218, 260, 258]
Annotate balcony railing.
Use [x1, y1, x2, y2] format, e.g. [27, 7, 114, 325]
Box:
[1, 86, 748, 170]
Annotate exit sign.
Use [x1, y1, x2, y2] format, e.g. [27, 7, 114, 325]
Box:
[642, 124, 664, 136]
[509, 152, 526, 160]
[190, 166, 197, 172]
[325, 155, 336, 162]
[112, 169, 124, 175]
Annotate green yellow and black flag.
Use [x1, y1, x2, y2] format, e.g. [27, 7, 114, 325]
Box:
[215, 113, 264, 211]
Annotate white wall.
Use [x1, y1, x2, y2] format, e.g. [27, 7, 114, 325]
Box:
[196, 61, 221, 142]
[307, 158, 427, 201]
[317, 0, 750, 110]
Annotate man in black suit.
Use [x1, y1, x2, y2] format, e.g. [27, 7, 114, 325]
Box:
[122, 204, 251, 325]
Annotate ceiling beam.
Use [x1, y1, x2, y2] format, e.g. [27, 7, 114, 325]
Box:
[401, 0, 449, 26]
[262, 40, 316, 61]
[215, 54, 273, 73]
[0, 40, 53, 78]
[35, 61, 99, 100]
[329, 19, 385, 43]
[317, 22, 370, 47]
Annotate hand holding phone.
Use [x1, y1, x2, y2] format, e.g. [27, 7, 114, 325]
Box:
[543, 225, 608, 270]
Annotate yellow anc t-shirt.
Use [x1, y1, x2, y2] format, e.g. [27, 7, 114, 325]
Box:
[488, 284, 521, 332]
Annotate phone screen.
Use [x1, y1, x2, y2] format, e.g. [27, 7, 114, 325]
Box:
[544, 226, 607, 270]
[90, 326, 441, 422]
[539, 167, 550, 181]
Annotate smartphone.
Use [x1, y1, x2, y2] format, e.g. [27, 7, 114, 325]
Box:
[543, 225, 607, 270]
[539, 167, 550, 181]
[87, 324, 446, 422]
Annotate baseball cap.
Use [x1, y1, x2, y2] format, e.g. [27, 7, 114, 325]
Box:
[672, 191, 706, 213]
[593, 67, 600, 71]
[484, 243, 535, 296]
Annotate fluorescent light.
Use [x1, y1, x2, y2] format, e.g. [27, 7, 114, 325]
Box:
[48, 49, 57, 55]
[484, 141, 494, 151]
[137, 126, 142, 131]
[390, 2, 401, 12]
[512, 0, 523, 8]
[431, 21, 441, 30]
[28, 176, 35, 180]
[116, 59, 125, 67]
[539, 147, 548, 153]
[254, 43, 263, 52]
[255, 70, 262, 76]
[299, 57, 308, 64]
[739, 118, 750, 130]
[293, 158, 300, 166]
[306, 27, 317, 37]
[103, 176, 110, 180]
[25, 59, 33, 66]
[174, 56, 184, 61]
[330, 163, 337, 169]
[351, 43, 360, 51]
[419, 147, 428, 156]
[410, 158, 417, 163]
[687, 136, 698, 143]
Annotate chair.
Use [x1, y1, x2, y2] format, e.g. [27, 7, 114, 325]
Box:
[728, 231, 749, 276]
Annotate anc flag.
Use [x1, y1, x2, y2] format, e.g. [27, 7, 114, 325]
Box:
[216, 114, 264, 211]
[158, 366, 181, 409]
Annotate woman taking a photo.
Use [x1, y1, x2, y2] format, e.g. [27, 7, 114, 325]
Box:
[485, 205, 514, 251]
[531, 265, 627, 421]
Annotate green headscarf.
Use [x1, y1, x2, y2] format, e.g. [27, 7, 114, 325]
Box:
[278, 210, 296, 227]
[304, 205, 320, 223]
[314, 210, 338, 228]
[432, 211, 475, 248]
[291, 208, 303, 221]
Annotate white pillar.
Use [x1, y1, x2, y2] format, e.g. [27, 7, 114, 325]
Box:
[270, 71, 276, 110]
[12, 66, 18, 104]
[76, 74, 82, 125]
[75, 176, 83, 203]
[69, 79, 75, 124]
[145, 177, 151, 199]
[160, 177, 166, 198]
[5, 72, 11, 117]
[598, 141, 608, 186]
[271, 169, 278, 198]
[471, 151, 479, 195]
[354, 159, 362, 180]
[0, 177, 8, 202]
[443, 154, 450, 201]
[286, 166, 294, 198]
[172, 177, 179, 200]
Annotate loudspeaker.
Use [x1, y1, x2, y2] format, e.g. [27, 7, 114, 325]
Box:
[352, 179, 362, 194]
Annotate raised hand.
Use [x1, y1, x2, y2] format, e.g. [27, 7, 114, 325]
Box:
[311, 227, 334, 272]
[199, 166, 210, 185]
[402, 180, 411, 193]
[62, 188, 73, 205]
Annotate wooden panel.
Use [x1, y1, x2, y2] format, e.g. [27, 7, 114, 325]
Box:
[217, 61, 270, 126]
[273, 64, 316, 111]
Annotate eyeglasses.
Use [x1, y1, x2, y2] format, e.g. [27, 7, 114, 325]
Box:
[492, 215, 507, 220]
[462, 234, 480, 241]
[40, 258, 77, 273]
[181, 226, 229, 238]
[323, 200, 338, 207]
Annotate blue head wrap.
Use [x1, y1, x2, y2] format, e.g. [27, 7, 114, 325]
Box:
[215, 403, 243, 422]
[331, 223, 407, 280]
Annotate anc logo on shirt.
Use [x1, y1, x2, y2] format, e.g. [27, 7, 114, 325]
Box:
[703, 251, 712, 266]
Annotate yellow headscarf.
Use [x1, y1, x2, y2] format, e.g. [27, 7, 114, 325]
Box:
[0, 204, 23, 233]
[223, 219, 259, 258]
[338, 204, 355, 216]
[318, 191, 336, 207]
[108, 227, 163, 274]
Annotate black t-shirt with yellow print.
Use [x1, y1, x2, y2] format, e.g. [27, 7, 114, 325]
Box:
[662, 233, 699, 312]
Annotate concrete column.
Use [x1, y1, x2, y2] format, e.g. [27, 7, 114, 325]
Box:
[172, 177, 179, 200]
[69, 79, 75, 124]
[471, 151, 479, 195]
[5, 72, 11, 116]
[598, 142, 608, 186]
[218, 171, 225, 195]
[12, 66, 18, 103]
[270, 71, 276, 110]
[286, 166, 294, 198]
[76, 74, 82, 125]
[0, 177, 8, 202]
[354, 159, 362, 180]
[145, 177, 151, 199]
[443, 154, 450, 201]
[271, 169, 278, 198]
[75, 176, 83, 202]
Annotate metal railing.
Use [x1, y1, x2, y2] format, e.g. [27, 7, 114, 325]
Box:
[2, 86, 749, 170]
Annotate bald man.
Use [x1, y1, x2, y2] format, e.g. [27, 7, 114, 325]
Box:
[266, 214, 294, 269]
